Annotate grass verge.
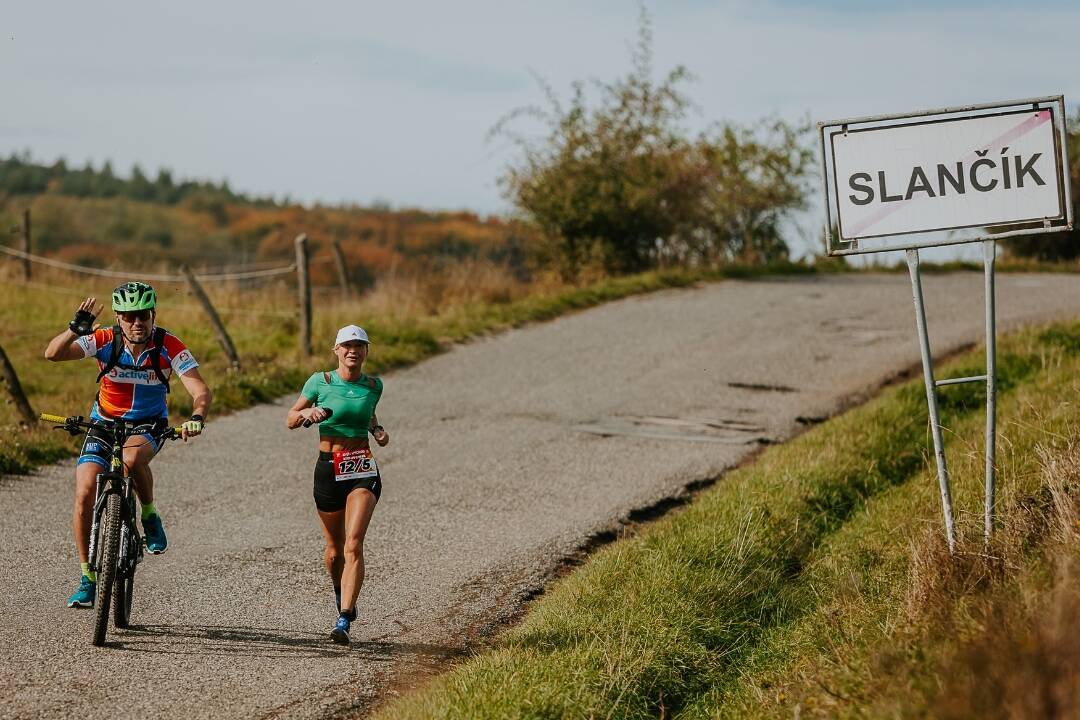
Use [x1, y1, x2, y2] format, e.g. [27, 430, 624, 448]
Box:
[373, 318, 1080, 719]
[0, 261, 813, 474]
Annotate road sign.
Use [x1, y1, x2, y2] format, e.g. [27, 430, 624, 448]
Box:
[816, 96, 1073, 552]
[819, 96, 1073, 256]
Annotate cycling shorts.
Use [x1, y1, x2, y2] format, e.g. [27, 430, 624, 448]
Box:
[313, 451, 381, 512]
[78, 417, 169, 469]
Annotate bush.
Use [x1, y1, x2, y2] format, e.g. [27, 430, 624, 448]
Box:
[494, 8, 813, 278]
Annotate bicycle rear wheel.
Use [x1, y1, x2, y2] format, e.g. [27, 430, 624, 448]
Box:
[93, 492, 121, 646]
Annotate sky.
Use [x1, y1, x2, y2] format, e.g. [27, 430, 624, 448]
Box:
[3, 0, 1079, 259]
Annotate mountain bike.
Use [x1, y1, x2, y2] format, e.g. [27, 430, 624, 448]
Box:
[41, 412, 182, 646]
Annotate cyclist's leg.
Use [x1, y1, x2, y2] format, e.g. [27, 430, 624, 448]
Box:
[73, 461, 102, 564]
[124, 435, 159, 505]
[339, 488, 377, 616]
[125, 435, 168, 552]
[74, 428, 112, 564]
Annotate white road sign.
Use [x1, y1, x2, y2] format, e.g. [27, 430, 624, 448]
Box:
[819, 97, 1072, 254]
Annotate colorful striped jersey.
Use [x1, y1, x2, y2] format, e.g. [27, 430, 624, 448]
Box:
[75, 326, 199, 420]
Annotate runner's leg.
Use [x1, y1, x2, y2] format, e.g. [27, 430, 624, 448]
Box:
[340, 488, 377, 615]
[317, 509, 346, 590]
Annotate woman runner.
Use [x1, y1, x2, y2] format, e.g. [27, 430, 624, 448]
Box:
[286, 324, 389, 645]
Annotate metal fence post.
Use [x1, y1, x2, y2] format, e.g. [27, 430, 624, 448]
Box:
[906, 248, 957, 552]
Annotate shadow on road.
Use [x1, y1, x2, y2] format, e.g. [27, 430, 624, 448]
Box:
[107, 624, 468, 665]
[110, 623, 352, 658]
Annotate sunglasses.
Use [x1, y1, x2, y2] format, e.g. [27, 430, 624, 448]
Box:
[118, 310, 152, 323]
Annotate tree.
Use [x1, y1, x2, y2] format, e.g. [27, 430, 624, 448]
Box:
[493, 7, 812, 277]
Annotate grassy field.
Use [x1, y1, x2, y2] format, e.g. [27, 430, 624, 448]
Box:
[373, 319, 1080, 719]
[0, 259, 816, 474]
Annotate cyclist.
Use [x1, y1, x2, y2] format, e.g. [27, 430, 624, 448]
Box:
[286, 324, 389, 645]
[44, 281, 212, 608]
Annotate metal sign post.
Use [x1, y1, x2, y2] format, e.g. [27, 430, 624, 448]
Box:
[905, 247, 958, 550]
[983, 240, 997, 544]
[818, 96, 1072, 551]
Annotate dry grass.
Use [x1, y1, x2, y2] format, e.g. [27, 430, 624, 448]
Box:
[923, 441, 1080, 720]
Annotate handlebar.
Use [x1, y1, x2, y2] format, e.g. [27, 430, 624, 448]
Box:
[302, 407, 334, 428]
[40, 412, 185, 440]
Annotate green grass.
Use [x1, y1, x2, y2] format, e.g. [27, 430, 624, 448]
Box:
[0, 261, 813, 474]
[373, 319, 1080, 719]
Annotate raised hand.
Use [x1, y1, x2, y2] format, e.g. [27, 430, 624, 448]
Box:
[69, 297, 103, 336]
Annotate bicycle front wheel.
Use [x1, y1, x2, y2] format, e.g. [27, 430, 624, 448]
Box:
[93, 492, 121, 646]
[113, 521, 137, 628]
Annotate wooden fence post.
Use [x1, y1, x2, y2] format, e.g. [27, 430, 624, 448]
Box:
[330, 238, 352, 300]
[180, 265, 241, 370]
[0, 340, 36, 424]
[295, 234, 312, 355]
[21, 209, 31, 281]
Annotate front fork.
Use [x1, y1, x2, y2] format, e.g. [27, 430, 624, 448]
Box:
[88, 471, 140, 575]
[117, 491, 142, 577]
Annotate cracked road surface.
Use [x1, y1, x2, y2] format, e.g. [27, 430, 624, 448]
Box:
[3, 272, 1080, 719]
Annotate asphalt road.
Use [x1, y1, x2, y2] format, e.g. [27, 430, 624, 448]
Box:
[3, 272, 1080, 719]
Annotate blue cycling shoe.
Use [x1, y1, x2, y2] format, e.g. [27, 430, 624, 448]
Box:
[331, 615, 351, 645]
[67, 576, 96, 608]
[143, 514, 168, 554]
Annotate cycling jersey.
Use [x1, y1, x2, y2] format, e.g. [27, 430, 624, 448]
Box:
[75, 326, 199, 420]
[301, 371, 382, 438]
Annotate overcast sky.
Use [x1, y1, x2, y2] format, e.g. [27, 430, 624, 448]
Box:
[3, 1, 1078, 257]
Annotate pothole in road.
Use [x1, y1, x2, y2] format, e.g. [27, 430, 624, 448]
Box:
[726, 381, 798, 393]
[573, 415, 772, 444]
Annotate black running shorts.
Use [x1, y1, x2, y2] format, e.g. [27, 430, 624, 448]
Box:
[313, 451, 381, 512]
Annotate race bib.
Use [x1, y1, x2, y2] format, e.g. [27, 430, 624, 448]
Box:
[332, 448, 378, 481]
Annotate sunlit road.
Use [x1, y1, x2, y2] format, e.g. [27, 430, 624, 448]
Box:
[3, 272, 1079, 719]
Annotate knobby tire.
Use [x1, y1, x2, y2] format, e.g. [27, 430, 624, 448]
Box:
[92, 492, 121, 646]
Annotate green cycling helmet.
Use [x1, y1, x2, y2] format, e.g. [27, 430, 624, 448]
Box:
[112, 281, 157, 312]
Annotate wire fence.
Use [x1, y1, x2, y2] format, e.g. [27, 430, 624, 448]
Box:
[0, 244, 299, 282]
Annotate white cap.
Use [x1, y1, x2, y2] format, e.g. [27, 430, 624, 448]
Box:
[334, 325, 370, 346]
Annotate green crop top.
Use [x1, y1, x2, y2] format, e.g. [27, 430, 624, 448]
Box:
[301, 371, 383, 439]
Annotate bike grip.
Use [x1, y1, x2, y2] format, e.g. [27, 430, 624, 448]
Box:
[40, 413, 67, 424]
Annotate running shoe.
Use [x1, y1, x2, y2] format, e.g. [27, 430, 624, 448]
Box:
[67, 576, 96, 608]
[143, 513, 168, 554]
[331, 615, 351, 645]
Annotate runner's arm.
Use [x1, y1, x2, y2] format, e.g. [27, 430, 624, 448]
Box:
[286, 395, 330, 429]
[370, 413, 389, 447]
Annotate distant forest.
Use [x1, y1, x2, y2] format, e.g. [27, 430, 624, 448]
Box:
[0, 153, 530, 285]
[0, 152, 279, 208]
